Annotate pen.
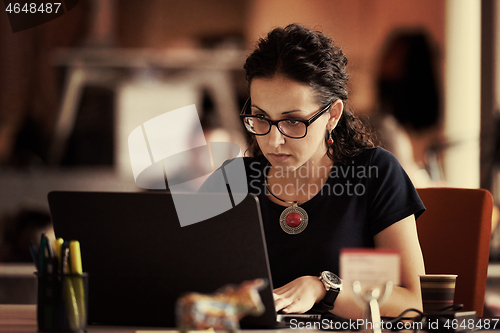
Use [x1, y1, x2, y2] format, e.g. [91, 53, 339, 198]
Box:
[45, 234, 55, 275]
[38, 234, 54, 331]
[38, 234, 48, 275]
[61, 243, 69, 274]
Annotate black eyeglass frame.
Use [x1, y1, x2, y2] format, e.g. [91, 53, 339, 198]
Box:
[239, 98, 333, 139]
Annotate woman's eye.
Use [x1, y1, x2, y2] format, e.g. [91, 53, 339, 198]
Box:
[283, 119, 301, 126]
[251, 112, 266, 118]
[254, 116, 268, 122]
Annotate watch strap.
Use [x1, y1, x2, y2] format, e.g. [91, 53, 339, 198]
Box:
[313, 288, 340, 312]
[321, 288, 340, 309]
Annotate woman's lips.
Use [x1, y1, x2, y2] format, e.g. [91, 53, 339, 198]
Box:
[268, 153, 291, 162]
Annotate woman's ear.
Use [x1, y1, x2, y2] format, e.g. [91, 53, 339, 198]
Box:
[327, 100, 343, 130]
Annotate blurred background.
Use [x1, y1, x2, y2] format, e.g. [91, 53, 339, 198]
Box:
[0, 0, 499, 307]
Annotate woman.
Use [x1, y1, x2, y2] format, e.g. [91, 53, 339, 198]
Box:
[219, 23, 425, 319]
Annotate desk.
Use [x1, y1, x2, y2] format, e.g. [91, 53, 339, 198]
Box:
[0, 304, 317, 332]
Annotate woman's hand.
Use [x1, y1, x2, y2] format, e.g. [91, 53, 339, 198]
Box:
[273, 276, 326, 314]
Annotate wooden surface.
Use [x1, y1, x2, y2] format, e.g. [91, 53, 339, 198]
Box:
[0, 304, 317, 332]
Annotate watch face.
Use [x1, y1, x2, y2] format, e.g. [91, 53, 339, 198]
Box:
[323, 271, 342, 287]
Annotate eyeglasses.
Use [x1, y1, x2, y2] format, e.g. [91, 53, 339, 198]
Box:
[239, 98, 332, 139]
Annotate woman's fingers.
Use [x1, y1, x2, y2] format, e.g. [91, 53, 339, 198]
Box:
[272, 276, 325, 313]
[273, 283, 292, 295]
[273, 291, 292, 312]
[275, 292, 308, 314]
[282, 301, 305, 314]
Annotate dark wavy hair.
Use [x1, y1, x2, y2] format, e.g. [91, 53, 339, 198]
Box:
[243, 23, 377, 164]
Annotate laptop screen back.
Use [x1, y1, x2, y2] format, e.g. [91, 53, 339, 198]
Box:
[48, 191, 277, 328]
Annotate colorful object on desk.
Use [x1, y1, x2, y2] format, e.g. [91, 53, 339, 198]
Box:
[176, 279, 266, 333]
[35, 235, 87, 332]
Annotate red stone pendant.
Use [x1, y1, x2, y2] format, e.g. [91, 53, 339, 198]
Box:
[279, 203, 308, 234]
[286, 212, 302, 227]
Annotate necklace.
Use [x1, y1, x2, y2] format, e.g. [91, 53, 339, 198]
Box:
[265, 174, 309, 235]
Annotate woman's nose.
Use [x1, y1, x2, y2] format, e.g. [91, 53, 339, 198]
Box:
[267, 124, 285, 147]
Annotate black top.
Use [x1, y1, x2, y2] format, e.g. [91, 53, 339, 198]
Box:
[241, 148, 425, 288]
[199, 147, 425, 289]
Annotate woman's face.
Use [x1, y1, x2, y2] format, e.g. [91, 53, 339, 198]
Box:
[249, 76, 341, 171]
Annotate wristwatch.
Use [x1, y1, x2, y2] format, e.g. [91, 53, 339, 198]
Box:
[317, 271, 342, 310]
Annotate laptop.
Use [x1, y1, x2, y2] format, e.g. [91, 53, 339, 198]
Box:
[48, 191, 286, 328]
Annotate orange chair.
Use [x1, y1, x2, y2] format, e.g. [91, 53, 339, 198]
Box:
[416, 188, 493, 317]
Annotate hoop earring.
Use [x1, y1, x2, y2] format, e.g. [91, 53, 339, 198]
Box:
[327, 130, 334, 145]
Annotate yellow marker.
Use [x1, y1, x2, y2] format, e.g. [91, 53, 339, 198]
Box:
[69, 240, 86, 328]
[69, 241, 83, 274]
[54, 238, 64, 273]
[63, 277, 80, 331]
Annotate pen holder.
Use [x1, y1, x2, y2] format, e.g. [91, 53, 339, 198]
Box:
[36, 272, 88, 332]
